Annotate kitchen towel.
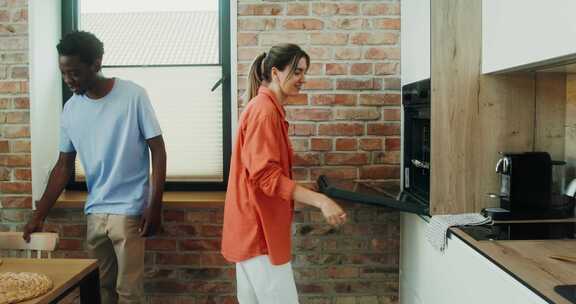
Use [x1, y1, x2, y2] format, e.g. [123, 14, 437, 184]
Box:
[425, 213, 492, 252]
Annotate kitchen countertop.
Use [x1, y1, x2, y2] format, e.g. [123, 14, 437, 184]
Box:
[451, 219, 576, 304]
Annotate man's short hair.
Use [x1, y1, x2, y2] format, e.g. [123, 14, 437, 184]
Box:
[56, 31, 104, 65]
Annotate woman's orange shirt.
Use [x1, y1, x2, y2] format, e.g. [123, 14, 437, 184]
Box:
[221, 86, 296, 266]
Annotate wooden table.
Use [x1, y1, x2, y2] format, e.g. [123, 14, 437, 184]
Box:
[0, 258, 100, 304]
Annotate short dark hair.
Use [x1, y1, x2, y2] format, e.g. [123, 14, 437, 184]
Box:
[56, 31, 104, 65]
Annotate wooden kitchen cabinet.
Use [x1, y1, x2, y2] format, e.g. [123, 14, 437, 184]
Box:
[402, 0, 568, 214]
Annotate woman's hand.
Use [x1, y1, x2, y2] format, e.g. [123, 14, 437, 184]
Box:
[319, 195, 347, 226]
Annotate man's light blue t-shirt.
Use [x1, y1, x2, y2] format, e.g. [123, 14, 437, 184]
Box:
[60, 78, 162, 215]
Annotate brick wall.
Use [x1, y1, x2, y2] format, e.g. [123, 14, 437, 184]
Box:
[0, 0, 32, 227]
[0, 1, 402, 303]
[236, 1, 402, 303]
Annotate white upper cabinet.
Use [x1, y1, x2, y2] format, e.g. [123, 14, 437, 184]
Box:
[483, 0, 576, 74]
[401, 0, 430, 85]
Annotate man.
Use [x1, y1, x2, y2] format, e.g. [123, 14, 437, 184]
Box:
[23, 31, 166, 303]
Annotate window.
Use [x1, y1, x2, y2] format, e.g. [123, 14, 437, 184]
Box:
[61, 0, 231, 191]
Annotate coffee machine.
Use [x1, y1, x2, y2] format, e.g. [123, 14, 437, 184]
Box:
[485, 152, 574, 220]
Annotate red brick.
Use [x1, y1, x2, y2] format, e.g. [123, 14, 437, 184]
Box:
[287, 3, 309, 16]
[335, 47, 362, 60]
[157, 253, 201, 265]
[307, 63, 322, 76]
[162, 224, 197, 237]
[312, 3, 338, 16]
[0, 167, 10, 180]
[13, 168, 30, 180]
[0, 196, 31, 208]
[385, 137, 401, 151]
[373, 18, 401, 30]
[0, 140, 9, 152]
[310, 94, 356, 106]
[310, 138, 332, 151]
[179, 239, 220, 251]
[360, 165, 400, 179]
[0, 154, 30, 166]
[290, 138, 309, 152]
[5, 111, 28, 123]
[360, 138, 383, 151]
[310, 33, 348, 45]
[336, 78, 381, 90]
[384, 78, 401, 90]
[58, 239, 83, 250]
[199, 225, 222, 237]
[375, 63, 399, 75]
[374, 151, 401, 164]
[350, 63, 373, 75]
[362, 3, 400, 16]
[282, 19, 323, 30]
[318, 123, 363, 136]
[11, 8, 26, 22]
[306, 47, 332, 60]
[325, 63, 347, 75]
[237, 33, 257, 46]
[287, 108, 332, 121]
[365, 47, 400, 60]
[303, 78, 333, 90]
[292, 168, 309, 181]
[334, 108, 380, 120]
[0, 81, 20, 94]
[325, 153, 369, 165]
[13, 97, 28, 108]
[238, 4, 283, 16]
[261, 33, 307, 46]
[10, 66, 27, 79]
[338, 4, 359, 15]
[237, 63, 250, 76]
[163, 210, 186, 223]
[238, 48, 266, 61]
[294, 152, 321, 166]
[289, 123, 316, 136]
[331, 18, 365, 30]
[367, 123, 400, 136]
[383, 108, 401, 121]
[360, 94, 400, 106]
[0, 99, 10, 109]
[327, 266, 359, 279]
[11, 140, 29, 152]
[310, 167, 358, 181]
[186, 211, 221, 224]
[286, 94, 308, 105]
[3, 125, 29, 138]
[0, 10, 8, 22]
[0, 181, 30, 193]
[351, 32, 398, 45]
[200, 253, 228, 266]
[60, 224, 85, 238]
[335, 138, 357, 151]
[0, 52, 27, 64]
[238, 19, 276, 31]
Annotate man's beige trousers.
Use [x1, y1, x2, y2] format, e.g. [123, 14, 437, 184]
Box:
[86, 214, 145, 304]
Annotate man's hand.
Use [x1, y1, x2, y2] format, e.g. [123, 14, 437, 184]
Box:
[22, 213, 45, 242]
[139, 205, 162, 237]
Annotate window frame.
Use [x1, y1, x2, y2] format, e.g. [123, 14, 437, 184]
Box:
[61, 0, 232, 191]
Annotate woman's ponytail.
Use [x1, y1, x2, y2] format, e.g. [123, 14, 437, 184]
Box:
[245, 52, 267, 102]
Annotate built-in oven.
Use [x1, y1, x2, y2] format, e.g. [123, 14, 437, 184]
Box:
[316, 78, 431, 216]
[402, 78, 431, 205]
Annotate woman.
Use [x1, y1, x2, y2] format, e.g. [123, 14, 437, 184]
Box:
[221, 44, 347, 303]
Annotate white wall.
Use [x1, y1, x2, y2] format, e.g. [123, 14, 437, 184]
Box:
[483, 0, 576, 74]
[400, 214, 547, 304]
[29, 0, 63, 204]
[401, 0, 430, 85]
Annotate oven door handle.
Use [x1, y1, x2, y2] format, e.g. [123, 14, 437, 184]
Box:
[411, 159, 430, 170]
